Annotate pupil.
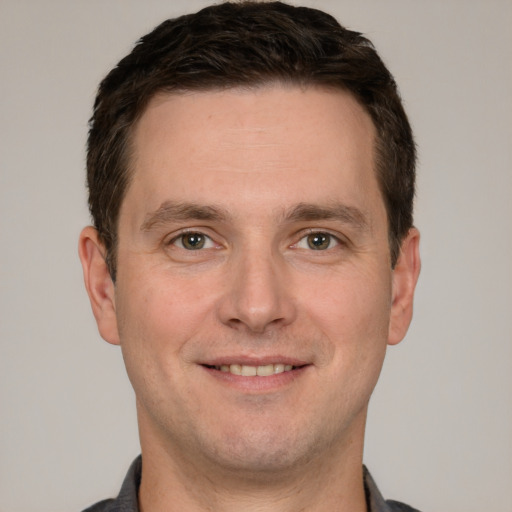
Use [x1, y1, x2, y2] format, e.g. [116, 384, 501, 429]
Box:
[308, 233, 329, 250]
[183, 233, 204, 249]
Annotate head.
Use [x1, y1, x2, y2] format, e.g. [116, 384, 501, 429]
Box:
[80, 1, 421, 488]
[87, 1, 415, 281]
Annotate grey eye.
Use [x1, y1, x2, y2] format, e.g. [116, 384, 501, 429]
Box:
[294, 232, 339, 251]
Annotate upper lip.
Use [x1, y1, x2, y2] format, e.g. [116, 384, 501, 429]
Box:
[200, 356, 310, 367]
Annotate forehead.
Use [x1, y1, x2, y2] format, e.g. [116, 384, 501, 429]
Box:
[124, 86, 382, 223]
[133, 86, 374, 159]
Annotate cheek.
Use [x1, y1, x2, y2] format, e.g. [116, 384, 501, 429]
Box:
[113, 271, 202, 379]
[116, 262, 214, 337]
[305, 265, 391, 338]
[300, 264, 392, 381]
[113, 277, 199, 418]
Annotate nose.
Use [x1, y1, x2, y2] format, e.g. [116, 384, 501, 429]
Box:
[217, 247, 297, 334]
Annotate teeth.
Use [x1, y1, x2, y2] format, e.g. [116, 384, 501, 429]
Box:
[257, 364, 274, 376]
[242, 365, 257, 377]
[216, 363, 295, 376]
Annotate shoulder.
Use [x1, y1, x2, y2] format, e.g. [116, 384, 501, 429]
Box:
[80, 456, 142, 512]
[385, 499, 422, 512]
[81, 498, 115, 512]
[363, 466, 422, 512]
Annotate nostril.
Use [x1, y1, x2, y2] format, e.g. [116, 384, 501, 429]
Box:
[217, 266, 297, 332]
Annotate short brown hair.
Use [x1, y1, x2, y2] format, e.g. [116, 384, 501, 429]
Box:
[87, 1, 416, 279]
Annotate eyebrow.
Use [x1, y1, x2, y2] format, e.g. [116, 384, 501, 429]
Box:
[140, 201, 230, 232]
[140, 200, 369, 232]
[284, 202, 370, 232]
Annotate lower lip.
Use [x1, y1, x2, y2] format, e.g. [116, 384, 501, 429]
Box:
[201, 365, 310, 392]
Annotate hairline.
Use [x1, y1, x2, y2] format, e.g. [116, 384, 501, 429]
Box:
[105, 81, 398, 278]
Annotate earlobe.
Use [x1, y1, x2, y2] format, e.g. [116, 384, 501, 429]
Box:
[78, 226, 120, 345]
[388, 227, 421, 346]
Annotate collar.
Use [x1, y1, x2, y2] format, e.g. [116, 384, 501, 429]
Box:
[96, 456, 418, 512]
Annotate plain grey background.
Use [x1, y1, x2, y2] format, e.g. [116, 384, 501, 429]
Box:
[1, 1, 511, 511]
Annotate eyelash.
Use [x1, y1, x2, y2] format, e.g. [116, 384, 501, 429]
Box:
[167, 230, 217, 250]
[166, 229, 344, 252]
[294, 230, 343, 251]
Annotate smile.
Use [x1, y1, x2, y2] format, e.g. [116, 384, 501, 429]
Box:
[201, 361, 310, 391]
[214, 363, 295, 376]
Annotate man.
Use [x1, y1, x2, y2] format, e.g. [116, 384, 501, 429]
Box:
[78, 2, 421, 511]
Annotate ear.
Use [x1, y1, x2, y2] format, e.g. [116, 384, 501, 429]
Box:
[78, 226, 120, 345]
[388, 227, 421, 346]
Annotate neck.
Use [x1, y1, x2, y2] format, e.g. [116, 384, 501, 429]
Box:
[137, 413, 368, 512]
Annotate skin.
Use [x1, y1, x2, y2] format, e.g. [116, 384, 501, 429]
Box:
[79, 86, 420, 512]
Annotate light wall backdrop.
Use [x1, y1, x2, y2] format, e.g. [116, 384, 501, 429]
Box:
[1, 1, 511, 511]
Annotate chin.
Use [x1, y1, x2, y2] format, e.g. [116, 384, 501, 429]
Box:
[210, 442, 309, 479]
[193, 418, 333, 480]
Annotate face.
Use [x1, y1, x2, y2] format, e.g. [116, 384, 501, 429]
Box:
[81, 86, 419, 477]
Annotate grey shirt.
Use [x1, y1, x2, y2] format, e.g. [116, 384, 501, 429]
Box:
[83, 456, 421, 512]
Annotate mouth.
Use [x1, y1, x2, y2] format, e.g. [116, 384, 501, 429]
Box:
[200, 359, 311, 392]
[203, 363, 301, 377]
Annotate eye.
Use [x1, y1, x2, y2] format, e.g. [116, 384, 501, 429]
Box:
[296, 232, 339, 251]
[172, 232, 215, 250]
